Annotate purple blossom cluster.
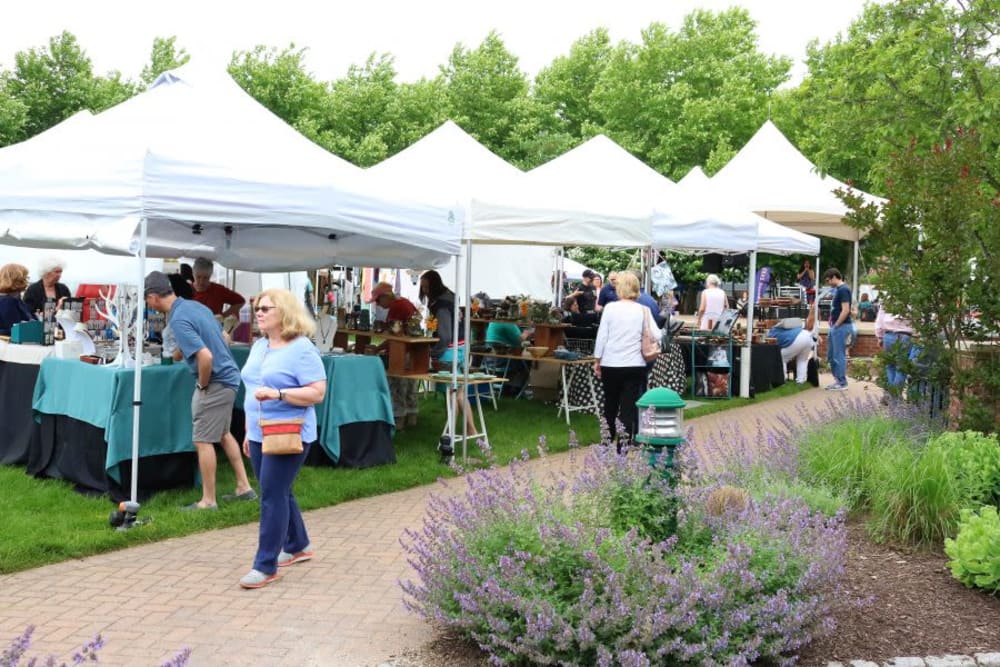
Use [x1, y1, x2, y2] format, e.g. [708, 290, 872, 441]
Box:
[0, 626, 190, 667]
[400, 436, 848, 664]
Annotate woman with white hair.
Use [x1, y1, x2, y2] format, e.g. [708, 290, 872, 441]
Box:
[696, 273, 727, 331]
[22, 257, 71, 316]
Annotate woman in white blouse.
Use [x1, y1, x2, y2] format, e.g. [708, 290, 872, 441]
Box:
[697, 274, 727, 330]
[593, 272, 650, 451]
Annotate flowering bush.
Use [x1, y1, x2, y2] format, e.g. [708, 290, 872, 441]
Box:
[0, 626, 190, 667]
[401, 443, 847, 665]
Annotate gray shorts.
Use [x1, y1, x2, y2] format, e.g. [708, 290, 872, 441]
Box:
[191, 383, 236, 444]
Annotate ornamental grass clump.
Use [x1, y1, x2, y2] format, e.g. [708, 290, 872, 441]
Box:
[401, 442, 847, 665]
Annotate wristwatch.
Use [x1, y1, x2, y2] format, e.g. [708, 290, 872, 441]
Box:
[196, 383, 208, 391]
[277, 389, 285, 401]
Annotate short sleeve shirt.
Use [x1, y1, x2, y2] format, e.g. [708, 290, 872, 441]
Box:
[830, 283, 853, 325]
[168, 297, 242, 388]
[192, 282, 245, 315]
[240, 336, 327, 442]
[386, 297, 418, 323]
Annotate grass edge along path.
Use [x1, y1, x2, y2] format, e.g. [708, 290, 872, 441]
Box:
[0, 381, 809, 574]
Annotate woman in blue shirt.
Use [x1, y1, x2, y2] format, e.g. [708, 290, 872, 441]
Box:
[238, 288, 327, 589]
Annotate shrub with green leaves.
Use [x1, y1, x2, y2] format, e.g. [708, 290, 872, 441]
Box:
[944, 505, 1000, 593]
[936, 431, 1000, 508]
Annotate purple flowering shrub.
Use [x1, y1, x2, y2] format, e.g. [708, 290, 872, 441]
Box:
[1, 626, 190, 667]
[401, 441, 847, 665]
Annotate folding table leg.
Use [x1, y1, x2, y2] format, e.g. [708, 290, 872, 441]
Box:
[560, 365, 571, 425]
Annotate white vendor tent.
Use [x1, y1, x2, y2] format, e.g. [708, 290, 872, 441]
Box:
[0, 64, 461, 271]
[366, 121, 553, 299]
[711, 120, 884, 243]
[0, 64, 463, 507]
[532, 135, 818, 256]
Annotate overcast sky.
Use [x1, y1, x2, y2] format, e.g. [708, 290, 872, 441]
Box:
[0, 0, 876, 86]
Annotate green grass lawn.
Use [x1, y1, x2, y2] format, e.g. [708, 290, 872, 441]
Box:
[0, 381, 808, 574]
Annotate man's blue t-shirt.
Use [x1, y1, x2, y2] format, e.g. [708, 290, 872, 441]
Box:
[168, 297, 241, 389]
[598, 284, 618, 307]
[830, 283, 853, 325]
[637, 290, 665, 328]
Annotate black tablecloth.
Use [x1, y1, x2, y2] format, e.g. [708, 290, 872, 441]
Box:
[27, 414, 197, 502]
[732, 344, 786, 394]
[0, 360, 42, 465]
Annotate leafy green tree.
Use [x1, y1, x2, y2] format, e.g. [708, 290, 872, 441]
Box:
[533, 28, 613, 139]
[0, 85, 27, 146]
[438, 31, 534, 164]
[840, 129, 999, 430]
[141, 36, 191, 86]
[227, 44, 329, 144]
[592, 9, 790, 180]
[789, 0, 1000, 193]
[2, 31, 138, 142]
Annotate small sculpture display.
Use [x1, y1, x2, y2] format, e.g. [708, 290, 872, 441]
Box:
[92, 284, 139, 367]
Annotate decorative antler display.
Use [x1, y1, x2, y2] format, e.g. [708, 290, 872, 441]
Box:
[92, 284, 140, 367]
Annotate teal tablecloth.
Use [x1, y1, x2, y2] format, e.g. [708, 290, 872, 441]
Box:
[314, 354, 394, 463]
[31, 351, 393, 478]
[32, 358, 196, 482]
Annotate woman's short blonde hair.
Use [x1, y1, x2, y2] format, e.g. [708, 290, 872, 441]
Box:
[257, 288, 315, 341]
[615, 271, 640, 300]
[705, 274, 721, 287]
[0, 263, 29, 294]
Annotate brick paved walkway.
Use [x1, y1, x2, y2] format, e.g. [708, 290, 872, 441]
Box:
[0, 374, 878, 666]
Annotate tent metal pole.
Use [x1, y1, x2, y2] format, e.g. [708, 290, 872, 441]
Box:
[462, 239, 473, 462]
[130, 214, 148, 505]
[852, 240, 860, 299]
[740, 251, 757, 398]
[448, 252, 459, 458]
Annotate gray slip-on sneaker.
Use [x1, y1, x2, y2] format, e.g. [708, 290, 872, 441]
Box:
[180, 502, 218, 511]
[239, 569, 281, 589]
[277, 546, 314, 567]
[221, 489, 258, 502]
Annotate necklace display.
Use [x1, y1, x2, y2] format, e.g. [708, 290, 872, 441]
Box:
[314, 315, 336, 352]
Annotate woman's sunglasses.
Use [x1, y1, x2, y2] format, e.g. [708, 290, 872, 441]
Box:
[254, 306, 277, 313]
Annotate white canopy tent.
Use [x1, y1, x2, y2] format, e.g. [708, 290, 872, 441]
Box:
[530, 135, 821, 398]
[710, 120, 886, 288]
[0, 65, 462, 271]
[0, 64, 464, 507]
[366, 121, 554, 299]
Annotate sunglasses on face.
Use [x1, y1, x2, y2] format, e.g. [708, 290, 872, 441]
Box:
[254, 305, 277, 313]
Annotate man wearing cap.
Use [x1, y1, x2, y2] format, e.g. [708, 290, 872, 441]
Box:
[144, 270, 255, 510]
[368, 282, 421, 429]
[573, 270, 598, 313]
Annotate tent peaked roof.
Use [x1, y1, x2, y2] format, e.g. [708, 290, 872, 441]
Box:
[0, 64, 460, 270]
[531, 134, 676, 194]
[677, 165, 709, 188]
[711, 120, 884, 242]
[367, 120, 523, 203]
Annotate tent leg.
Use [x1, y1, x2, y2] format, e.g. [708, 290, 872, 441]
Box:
[740, 252, 757, 398]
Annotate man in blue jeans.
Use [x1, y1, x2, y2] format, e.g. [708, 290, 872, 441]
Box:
[823, 267, 852, 391]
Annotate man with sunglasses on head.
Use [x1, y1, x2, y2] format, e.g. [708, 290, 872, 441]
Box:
[144, 270, 255, 510]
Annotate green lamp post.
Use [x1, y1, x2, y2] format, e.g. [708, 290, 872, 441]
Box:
[635, 387, 687, 480]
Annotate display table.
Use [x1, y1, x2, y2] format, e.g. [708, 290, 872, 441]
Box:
[30, 358, 197, 499]
[478, 352, 599, 424]
[531, 323, 569, 351]
[312, 354, 394, 468]
[412, 372, 505, 459]
[732, 343, 786, 394]
[0, 341, 54, 465]
[227, 346, 394, 468]
[333, 328, 437, 377]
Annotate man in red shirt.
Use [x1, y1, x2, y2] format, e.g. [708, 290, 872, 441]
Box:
[368, 282, 420, 430]
[369, 282, 417, 323]
[191, 257, 246, 319]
